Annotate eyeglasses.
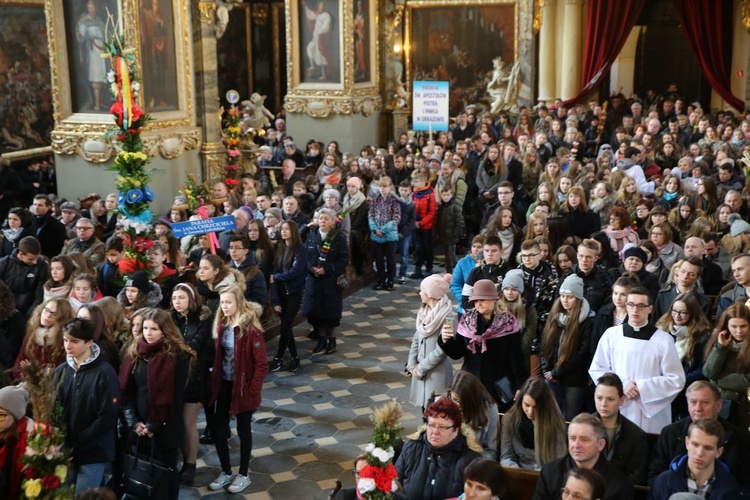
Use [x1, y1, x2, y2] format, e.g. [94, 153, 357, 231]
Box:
[626, 302, 650, 310]
[76, 226, 94, 231]
[42, 307, 58, 318]
[426, 423, 455, 432]
[671, 309, 689, 317]
[521, 253, 540, 259]
[561, 488, 591, 500]
[651, 231, 663, 236]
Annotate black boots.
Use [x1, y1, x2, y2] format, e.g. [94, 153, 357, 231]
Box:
[312, 337, 327, 353]
[373, 281, 385, 290]
[325, 337, 337, 354]
[180, 463, 196, 486]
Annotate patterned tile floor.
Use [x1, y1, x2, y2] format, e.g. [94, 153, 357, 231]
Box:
[180, 280, 435, 499]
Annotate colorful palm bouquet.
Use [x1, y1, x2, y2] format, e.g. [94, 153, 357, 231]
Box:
[20, 362, 73, 500]
[223, 105, 242, 191]
[358, 400, 403, 500]
[103, 17, 155, 278]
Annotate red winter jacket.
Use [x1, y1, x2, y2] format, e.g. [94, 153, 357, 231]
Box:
[210, 323, 269, 414]
[0, 417, 33, 498]
[412, 184, 436, 230]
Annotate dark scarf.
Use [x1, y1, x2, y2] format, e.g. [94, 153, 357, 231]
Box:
[518, 413, 535, 449]
[119, 337, 176, 424]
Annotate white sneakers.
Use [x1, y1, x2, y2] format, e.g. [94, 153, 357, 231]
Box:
[208, 472, 233, 491]
[228, 474, 251, 493]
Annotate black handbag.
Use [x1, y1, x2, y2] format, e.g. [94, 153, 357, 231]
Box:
[494, 376, 514, 406]
[122, 436, 173, 499]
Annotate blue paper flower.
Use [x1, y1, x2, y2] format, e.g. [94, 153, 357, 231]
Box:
[117, 192, 127, 206]
[126, 189, 144, 204]
[133, 209, 153, 224]
[143, 187, 155, 202]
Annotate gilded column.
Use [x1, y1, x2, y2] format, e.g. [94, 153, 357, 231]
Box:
[559, 0, 583, 101]
[537, 0, 556, 102]
[194, 1, 225, 180]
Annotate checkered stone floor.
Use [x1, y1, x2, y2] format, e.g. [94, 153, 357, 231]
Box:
[179, 280, 437, 499]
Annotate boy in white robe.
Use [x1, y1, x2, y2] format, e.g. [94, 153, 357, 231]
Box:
[589, 286, 685, 433]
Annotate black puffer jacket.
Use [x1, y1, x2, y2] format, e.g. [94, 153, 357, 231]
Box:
[53, 346, 120, 465]
[561, 264, 613, 314]
[0, 248, 48, 316]
[395, 430, 482, 500]
[171, 306, 214, 403]
[518, 260, 559, 335]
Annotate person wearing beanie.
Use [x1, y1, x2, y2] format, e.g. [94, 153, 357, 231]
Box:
[59, 201, 82, 240]
[54, 318, 119, 493]
[263, 207, 283, 241]
[610, 244, 661, 299]
[590, 286, 685, 433]
[0, 385, 33, 499]
[440, 278, 527, 409]
[117, 270, 163, 319]
[407, 274, 455, 412]
[540, 274, 595, 419]
[499, 268, 540, 376]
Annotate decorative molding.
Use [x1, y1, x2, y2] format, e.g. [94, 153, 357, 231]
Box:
[51, 128, 202, 162]
[252, 3, 269, 26]
[197, 1, 217, 23]
[284, 96, 353, 118]
[532, 0, 544, 34]
[352, 95, 383, 117]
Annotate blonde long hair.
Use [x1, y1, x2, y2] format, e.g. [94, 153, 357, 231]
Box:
[213, 284, 263, 338]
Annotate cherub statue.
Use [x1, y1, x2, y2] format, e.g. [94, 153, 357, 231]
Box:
[391, 70, 410, 110]
[240, 92, 275, 132]
[215, 0, 243, 38]
[487, 57, 520, 115]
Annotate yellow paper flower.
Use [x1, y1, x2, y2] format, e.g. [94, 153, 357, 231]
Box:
[55, 464, 68, 482]
[24, 478, 43, 498]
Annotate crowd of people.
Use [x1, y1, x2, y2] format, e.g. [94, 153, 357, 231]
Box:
[1, 89, 750, 499]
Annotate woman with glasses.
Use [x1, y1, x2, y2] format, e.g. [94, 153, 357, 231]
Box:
[649, 222, 684, 270]
[655, 293, 712, 421]
[13, 298, 75, 379]
[395, 398, 482, 500]
[603, 206, 639, 255]
[561, 468, 605, 500]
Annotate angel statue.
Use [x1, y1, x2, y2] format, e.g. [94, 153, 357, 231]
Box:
[391, 70, 410, 110]
[487, 57, 520, 115]
[240, 93, 275, 132]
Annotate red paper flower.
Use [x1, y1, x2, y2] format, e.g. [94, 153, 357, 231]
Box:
[133, 237, 154, 252]
[131, 105, 145, 123]
[42, 474, 61, 490]
[118, 257, 144, 274]
[225, 178, 239, 187]
[24, 466, 37, 479]
[374, 464, 398, 492]
[110, 102, 124, 127]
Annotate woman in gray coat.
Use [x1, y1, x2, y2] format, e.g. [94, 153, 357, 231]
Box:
[407, 273, 454, 412]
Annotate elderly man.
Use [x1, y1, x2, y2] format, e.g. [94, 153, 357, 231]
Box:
[648, 381, 750, 488]
[653, 256, 713, 319]
[62, 217, 105, 266]
[218, 208, 250, 252]
[282, 196, 310, 238]
[683, 237, 725, 296]
[281, 158, 302, 196]
[724, 190, 750, 219]
[534, 413, 634, 500]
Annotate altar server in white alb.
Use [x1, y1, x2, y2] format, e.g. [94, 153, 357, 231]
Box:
[589, 286, 685, 433]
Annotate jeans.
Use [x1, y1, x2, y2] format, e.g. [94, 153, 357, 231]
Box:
[547, 381, 588, 420]
[398, 235, 412, 278]
[214, 380, 254, 476]
[372, 241, 397, 282]
[276, 290, 302, 358]
[413, 229, 434, 273]
[69, 462, 106, 494]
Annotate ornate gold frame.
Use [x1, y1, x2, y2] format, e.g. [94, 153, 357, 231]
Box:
[46, 0, 198, 163]
[284, 0, 381, 118]
[404, 0, 519, 104]
[0, 0, 52, 161]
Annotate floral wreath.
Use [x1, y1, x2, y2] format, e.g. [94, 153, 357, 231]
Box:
[357, 400, 403, 499]
[222, 94, 242, 191]
[103, 13, 155, 277]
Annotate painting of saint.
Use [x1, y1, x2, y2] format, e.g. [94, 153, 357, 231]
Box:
[0, 5, 53, 153]
[139, 0, 178, 111]
[299, 0, 340, 84]
[65, 0, 118, 113]
[353, 0, 369, 83]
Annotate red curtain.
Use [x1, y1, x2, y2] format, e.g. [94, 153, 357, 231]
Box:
[674, 0, 744, 111]
[562, 0, 646, 107]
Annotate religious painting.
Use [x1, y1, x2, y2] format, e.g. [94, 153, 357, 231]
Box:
[297, 0, 342, 85]
[63, 0, 119, 114]
[138, 0, 178, 112]
[406, 0, 517, 115]
[352, 0, 369, 84]
[0, 1, 53, 156]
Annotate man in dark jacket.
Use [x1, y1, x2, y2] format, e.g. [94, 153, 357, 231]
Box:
[54, 318, 119, 493]
[395, 398, 481, 500]
[651, 418, 748, 500]
[0, 236, 47, 317]
[387, 153, 411, 187]
[593, 373, 649, 485]
[518, 240, 559, 335]
[228, 235, 266, 306]
[462, 235, 511, 311]
[31, 195, 67, 258]
[652, 256, 712, 320]
[534, 413, 634, 500]
[282, 196, 310, 240]
[560, 239, 613, 314]
[648, 381, 750, 488]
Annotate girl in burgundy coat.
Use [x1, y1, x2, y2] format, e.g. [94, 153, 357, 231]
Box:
[208, 284, 269, 494]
